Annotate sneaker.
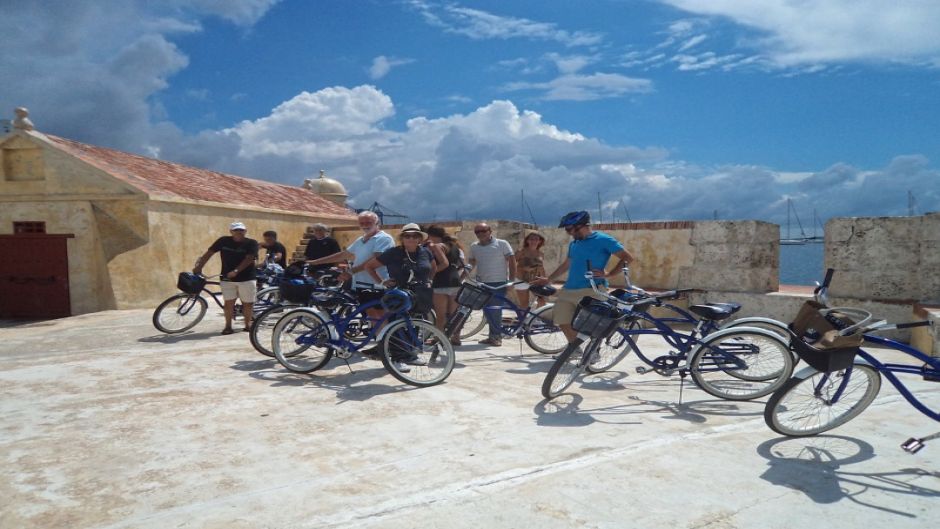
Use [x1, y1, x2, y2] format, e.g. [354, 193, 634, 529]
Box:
[221, 327, 235, 335]
[400, 354, 427, 366]
[392, 361, 411, 373]
[360, 345, 382, 360]
[478, 337, 502, 346]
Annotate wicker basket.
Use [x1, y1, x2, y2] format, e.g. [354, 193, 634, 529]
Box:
[177, 273, 206, 294]
[572, 297, 627, 339]
[456, 282, 492, 310]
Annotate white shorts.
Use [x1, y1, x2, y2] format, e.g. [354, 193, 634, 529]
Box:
[221, 280, 257, 303]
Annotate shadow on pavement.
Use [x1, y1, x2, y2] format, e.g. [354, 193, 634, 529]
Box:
[138, 331, 220, 343]
[240, 357, 419, 401]
[757, 435, 940, 518]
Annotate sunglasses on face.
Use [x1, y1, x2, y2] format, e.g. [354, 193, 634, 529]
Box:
[474, 230, 490, 235]
[401, 233, 422, 239]
[565, 225, 581, 233]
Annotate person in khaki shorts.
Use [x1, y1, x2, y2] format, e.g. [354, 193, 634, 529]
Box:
[193, 221, 260, 334]
[532, 211, 634, 344]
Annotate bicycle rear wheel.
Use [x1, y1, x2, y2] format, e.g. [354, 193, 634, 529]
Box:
[254, 286, 281, 312]
[458, 309, 486, 340]
[381, 319, 455, 387]
[153, 294, 208, 333]
[272, 309, 334, 374]
[541, 340, 593, 400]
[689, 328, 794, 400]
[765, 364, 881, 437]
[524, 304, 567, 354]
[585, 320, 641, 374]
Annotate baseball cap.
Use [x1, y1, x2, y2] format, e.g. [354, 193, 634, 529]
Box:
[230, 221, 247, 231]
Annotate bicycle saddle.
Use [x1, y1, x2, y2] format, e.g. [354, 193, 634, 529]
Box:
[529, 284, 557, 297]
[705, 302, 741, 315]
[689, 304, 735, 321]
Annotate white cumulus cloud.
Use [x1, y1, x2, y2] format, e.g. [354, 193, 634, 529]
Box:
[368, 55, 415, 80]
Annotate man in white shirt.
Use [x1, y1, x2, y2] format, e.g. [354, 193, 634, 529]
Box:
[307, 211, 394, 357]
[469, 223, 517, 346]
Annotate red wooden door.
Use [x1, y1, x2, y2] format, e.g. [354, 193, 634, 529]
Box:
[0, 235, 73, 318]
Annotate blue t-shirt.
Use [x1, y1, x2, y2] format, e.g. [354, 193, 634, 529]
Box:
[564, 231, 625, 289]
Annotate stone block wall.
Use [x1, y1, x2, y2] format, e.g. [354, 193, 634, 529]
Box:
[826, 213, 940, 303]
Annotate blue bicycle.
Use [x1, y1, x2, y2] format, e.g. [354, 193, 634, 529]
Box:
[764, 270, 937, 446]
[542, 269, 794, 400]
[270, 286, 455, 387]
[444, 279, 566, 354]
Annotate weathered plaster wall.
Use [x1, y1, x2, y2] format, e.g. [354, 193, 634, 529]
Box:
[108, 200, 356, 309]
[0, 200, 113, 314]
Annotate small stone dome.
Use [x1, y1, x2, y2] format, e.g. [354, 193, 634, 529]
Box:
[303, 169, 347, 206]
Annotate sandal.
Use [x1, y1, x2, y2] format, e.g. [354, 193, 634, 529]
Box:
[221, 328, 235, 335]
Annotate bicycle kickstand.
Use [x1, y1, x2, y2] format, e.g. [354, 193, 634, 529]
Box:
[902, 431, 940, 454]
[677, 371, 688, 405]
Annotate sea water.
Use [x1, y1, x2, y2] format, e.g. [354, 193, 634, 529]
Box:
[779, 243, 824, 285]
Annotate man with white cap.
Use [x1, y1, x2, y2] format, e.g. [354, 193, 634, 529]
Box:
[193, 221, 260, 334]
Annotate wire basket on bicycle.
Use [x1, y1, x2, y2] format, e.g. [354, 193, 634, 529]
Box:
[456, 282, 492, 310]
[572, 297, 628, 339]
[788, 300, 864, 372]
[177, 272, 206, 294]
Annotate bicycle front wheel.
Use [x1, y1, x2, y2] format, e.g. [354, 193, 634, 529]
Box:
[381, 319, 455, 387]
[272, 309, 334, 374]
[585, 320, 641, 374]
[689, 328, 794, 400]
[153, 294, 208, 333]
[524, 304, 567, 354]
[541, 340, 592, 400]
[764, 364, 881, 437]
[254, 286, 281, 312]
[250, 305, 291, 357]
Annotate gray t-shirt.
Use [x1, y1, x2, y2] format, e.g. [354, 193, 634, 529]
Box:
[470, 238, 514, 283]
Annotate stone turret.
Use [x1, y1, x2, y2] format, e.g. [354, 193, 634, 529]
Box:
[303, 169, 348, 206]
[13, 107, 34, 131]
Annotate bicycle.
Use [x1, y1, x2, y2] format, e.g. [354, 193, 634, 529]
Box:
[249, 274, 370, 358]
[586, 268, 790, 377]
[152, 272, 280, 334]
[444, 279, 566, 354]
[541, 267, 794, 400]
[271, 284, 455, 387]
[763, 269, 938, 448]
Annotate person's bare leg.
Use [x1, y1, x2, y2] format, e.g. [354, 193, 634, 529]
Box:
[242, 302, 253, 329]
[433, 293, 449, 331]
[560, 323, 577, 343]
[223, 299, 235, 330]
[517, 289, 530, 310]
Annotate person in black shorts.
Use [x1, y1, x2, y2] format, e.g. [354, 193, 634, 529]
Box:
[426, 225, 465, 344]
[193, 221, 259, 334]
[259, 230, 287, 268]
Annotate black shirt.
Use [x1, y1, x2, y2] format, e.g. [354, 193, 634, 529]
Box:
[432, 243, 462, 288]
[304, 236, 341, 270]
[262, 241, 287, 268]
[377, 246, 434, 286]
[209, 236, 259, 281]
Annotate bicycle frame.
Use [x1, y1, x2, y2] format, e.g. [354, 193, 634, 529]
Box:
[479, 290, 555, 337]
[816, 335, 940, 421]
[611, 308, 733, 372]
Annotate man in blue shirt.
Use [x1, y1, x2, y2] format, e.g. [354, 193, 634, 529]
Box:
[533, 211, 634, 343]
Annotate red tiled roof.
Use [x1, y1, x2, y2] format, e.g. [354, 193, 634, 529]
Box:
[45, 134, 354, 218]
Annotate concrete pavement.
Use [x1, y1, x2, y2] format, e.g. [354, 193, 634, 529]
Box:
[1, 309, 938, 528]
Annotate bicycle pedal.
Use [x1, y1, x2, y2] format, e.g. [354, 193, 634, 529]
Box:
[635, 366, 650, 375]
[901, 437, 925, 454]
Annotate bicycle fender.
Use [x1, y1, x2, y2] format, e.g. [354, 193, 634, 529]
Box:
[689, 326, 787, 358]
[287, 307, 340, 342]
[720, 317, 788, 332]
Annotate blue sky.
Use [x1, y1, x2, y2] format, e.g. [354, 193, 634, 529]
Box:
[2, 0, 939, 225]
